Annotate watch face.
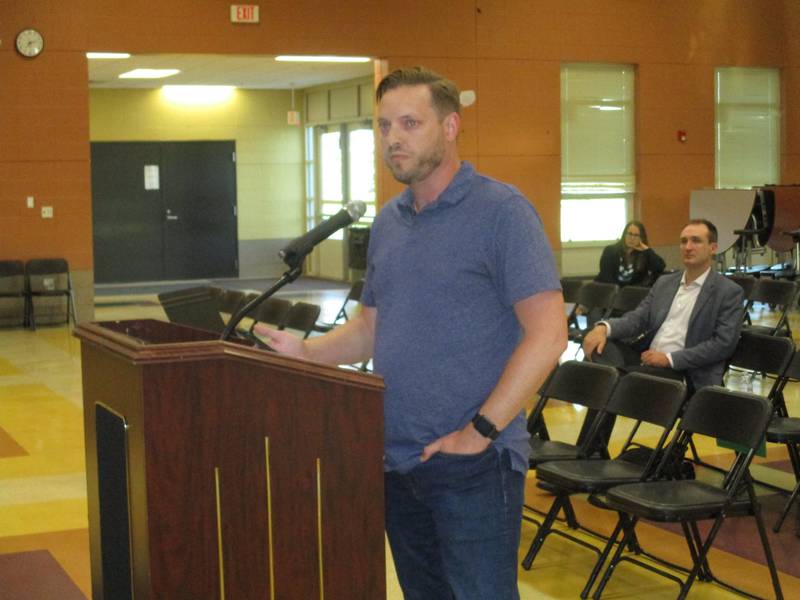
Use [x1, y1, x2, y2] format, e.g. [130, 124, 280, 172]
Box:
[16, 29, 44, 58]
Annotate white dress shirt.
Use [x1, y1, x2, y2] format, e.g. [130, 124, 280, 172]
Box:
[650, 268, 710, 366]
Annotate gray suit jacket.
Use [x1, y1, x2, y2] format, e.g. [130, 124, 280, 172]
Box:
[606, 269, 744, 390]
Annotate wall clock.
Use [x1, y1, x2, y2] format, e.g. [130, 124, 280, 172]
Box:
[15, 28, 44, 58]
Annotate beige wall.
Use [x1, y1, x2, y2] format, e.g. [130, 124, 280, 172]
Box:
[91, 88, 304, 241]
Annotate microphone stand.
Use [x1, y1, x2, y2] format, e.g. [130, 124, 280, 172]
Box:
[220, 258, 304, 344]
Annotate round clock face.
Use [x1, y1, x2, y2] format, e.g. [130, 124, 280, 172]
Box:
[16, 28, 44, 58]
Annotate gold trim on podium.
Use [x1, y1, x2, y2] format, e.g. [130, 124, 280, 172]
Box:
[265, 437, 275, 600]
[215, 467, 226, 600]
[316, 458, 324, 600]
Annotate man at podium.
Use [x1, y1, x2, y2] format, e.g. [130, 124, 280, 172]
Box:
[258, 67, 566, 600]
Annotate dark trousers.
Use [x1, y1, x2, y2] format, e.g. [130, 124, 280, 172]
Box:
[384, 449, 524, 600]
[591, 339, 688, 388]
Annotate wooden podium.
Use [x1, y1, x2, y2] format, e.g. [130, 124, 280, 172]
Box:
[75, 319, 386, 600]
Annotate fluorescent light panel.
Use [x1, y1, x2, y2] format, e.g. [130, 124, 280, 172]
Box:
[119, 68, 180, 79]
[275, 55, 370, 63]
[162, 85, 235, 105]
[86, 52, 131, 59]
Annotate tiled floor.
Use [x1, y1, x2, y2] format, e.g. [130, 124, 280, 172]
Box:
[1, 284, 800, 598]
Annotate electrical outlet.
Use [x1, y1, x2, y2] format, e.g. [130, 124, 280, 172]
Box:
[41, 206, 53, 218]
[27, 196, 34, 208]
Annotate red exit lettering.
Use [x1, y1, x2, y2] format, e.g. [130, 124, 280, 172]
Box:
[230, 5, 259, 23]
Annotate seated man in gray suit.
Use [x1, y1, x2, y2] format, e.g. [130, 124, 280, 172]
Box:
[583, 219, 744, 393]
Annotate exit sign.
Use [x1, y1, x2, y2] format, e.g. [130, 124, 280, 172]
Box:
[231, 4, 259, 23]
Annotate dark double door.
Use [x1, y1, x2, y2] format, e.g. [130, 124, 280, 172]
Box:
[91, 141, 238, 283]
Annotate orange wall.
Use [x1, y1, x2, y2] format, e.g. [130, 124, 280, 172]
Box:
[2, 0, 799, 269]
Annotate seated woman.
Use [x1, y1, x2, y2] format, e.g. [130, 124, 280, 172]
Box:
[596, 220, 665, 286]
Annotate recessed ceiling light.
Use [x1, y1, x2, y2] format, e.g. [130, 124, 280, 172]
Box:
[275, 55, 370, 63]
[119, 68, 181, 79]
[162, 85, 236, 105]
[86, 52, 131, 59]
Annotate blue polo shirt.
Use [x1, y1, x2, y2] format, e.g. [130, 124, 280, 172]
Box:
[362, 161, 560, 474]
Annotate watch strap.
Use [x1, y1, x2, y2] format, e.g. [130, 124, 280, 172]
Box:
[471, 412, 500, 440]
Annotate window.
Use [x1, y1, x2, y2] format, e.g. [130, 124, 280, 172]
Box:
[715, 67, 780, 189]
[311, 122, 375, 239]
[560, 63, 635, 243]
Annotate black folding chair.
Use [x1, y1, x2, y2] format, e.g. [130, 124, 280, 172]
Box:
[0, 260, 27, 327]
[568, 282, 617, 343]
[608, 285, 649, 318]
[727, 272, 757, 305]
[593, 387, 783, 600]
[334, 279, 364, 324]
[743, 278, 797, 337]
[687, 332, 795, 478]
[216, 288, 247, 323]
[524, 361, 618, 527]
[279, 301, 321, 339]
[25, 258, 75, 329]
[522, 373, 686, 592]
[766, 349, 800, 534]
[247, 297, 293, 331]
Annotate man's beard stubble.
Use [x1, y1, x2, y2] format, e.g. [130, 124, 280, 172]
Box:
[385, 135, 446, 186]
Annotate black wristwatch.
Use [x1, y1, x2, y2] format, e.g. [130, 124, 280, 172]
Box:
[471, 412, 500, 440]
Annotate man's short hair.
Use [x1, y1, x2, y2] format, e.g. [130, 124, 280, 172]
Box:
[376, 67, 461, 119]
[685, 219, 718, 244]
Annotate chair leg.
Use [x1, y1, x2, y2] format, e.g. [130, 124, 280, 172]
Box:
[749, 487, 785, 600]
[592, 515, 639, 599]
[676, 516, 722, 600]
[684, 521, 713, 582]
[774, 479, 800, 534]
[521, 496, 564, 570]
[581, 514, 626, 599]
[562, 496, 580, 529]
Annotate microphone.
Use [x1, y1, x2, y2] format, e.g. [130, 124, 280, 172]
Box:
[278, 201, 367, 267]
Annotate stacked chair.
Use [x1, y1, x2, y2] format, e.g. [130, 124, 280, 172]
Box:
[25, 258, 75, 329]
[0, 260, 27, 327]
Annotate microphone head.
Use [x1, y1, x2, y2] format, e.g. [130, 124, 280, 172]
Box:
[346, 201, 367, 222]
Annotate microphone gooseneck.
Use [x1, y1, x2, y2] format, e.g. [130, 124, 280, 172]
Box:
[278, 200, 367, 268]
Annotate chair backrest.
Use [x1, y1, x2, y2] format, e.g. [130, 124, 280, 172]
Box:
[604, 372, 686, 429]
[749, 277, 797, 307]
[539, 360, 619, 411]
[250, 297, 293, 327]
[347, 279, 365, 303]
[727, 273, 757, 302]
[560, 278, 584, 304]
[334, 279, 365, 323]
[780, 349, 800, 381]
[679, 386, 772, 452]
[727, 331, 794, 379]
[610, 285, 649, 317]
[280, 301, 321, 338]
[217, 289, 247, 316]
[25, 258, 70, 292]
[0, 260, 25, 294]
[576, 281, 618, 311]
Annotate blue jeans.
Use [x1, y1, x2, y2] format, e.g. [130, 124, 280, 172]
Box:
[385, 448, 524, 600]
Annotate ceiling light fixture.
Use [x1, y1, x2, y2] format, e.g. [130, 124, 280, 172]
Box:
[119, 68, 181, 79]
[162, 85, 236, 105]
[275, 55, 370, 63]
[86, 52, 131, 59]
